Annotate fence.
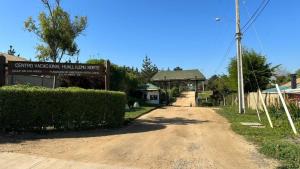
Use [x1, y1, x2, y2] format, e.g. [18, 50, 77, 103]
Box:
[243, 92, 299, 110]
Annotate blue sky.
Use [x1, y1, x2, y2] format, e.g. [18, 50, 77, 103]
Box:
[0, 0, 299, 78]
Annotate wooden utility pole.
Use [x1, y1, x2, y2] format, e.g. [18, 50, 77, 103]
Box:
[235, 0, 245, 114]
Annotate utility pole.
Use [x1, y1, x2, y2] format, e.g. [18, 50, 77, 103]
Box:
[235, 0, 245, 114]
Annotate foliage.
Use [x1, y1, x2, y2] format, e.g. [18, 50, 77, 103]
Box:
[272, 66, 291, 85]
[207, 75, 231, 105]
[24, 0, 87, 62]
[173, 66, 183, 71]
[170, 87, 180, 98]
[110, 65, 139, 94]
[197, 91, 214, 107]
[275, 75, 291, 85]
[296, 69, 300, 78]
[60, 59, 140, 95]
[0, 85, 126, 131]
[60, 75, 104, 89]
[140, 55, 158, 83]
[228, 49, 277, 92]
[159, 90, 169, 104]
[218, 106, 300, 169]
[7, 45, 19, 56]
[268, 104, 300, 121]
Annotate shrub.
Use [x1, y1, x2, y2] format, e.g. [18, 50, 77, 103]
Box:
[170, 87, 180, 98]
[0, 85, 126, 131]
[200, 102, 213, 107]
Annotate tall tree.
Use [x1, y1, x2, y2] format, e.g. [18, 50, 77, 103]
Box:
[141, 55, 158, 83]
[24, 0, 87, 87]
[228, 49, 277, 92]
[173, 66, 183, 71]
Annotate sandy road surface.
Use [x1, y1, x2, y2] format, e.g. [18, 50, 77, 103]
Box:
[0, 92, 277, 169]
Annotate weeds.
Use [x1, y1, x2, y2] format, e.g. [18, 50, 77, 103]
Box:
[218, 106, 300, 169]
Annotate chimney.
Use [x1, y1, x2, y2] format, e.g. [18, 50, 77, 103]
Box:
[290, 74, 297, 89]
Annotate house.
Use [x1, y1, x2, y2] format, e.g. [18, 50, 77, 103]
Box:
[151, 69, 205, 91]
[0, 52, 58, 88]
[137, 83, 160, 105]
[247, 75, 300, 109]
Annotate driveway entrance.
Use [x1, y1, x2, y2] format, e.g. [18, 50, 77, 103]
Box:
[0, 92, 277, 169]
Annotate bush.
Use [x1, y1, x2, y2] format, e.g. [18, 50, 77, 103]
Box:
[0, 85, 126, 131]
[170, 87, 180, 98]
[268, 103, 300, 120]
[200, 102, 213, 107]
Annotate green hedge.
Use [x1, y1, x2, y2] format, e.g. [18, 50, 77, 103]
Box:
[0, 85, 126, 131]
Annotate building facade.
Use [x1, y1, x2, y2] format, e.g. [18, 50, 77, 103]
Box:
[151, 69, 206, 91]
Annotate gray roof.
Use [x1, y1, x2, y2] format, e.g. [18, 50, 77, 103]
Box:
[138, 83, 160, 91]
[151, 69, 205, 81]
[0, 52, 27, 63]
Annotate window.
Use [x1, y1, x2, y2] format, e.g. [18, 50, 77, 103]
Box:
[150, 95, 158, 100]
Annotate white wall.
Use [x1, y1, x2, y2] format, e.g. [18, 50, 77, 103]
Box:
[145, 91, 160, 105]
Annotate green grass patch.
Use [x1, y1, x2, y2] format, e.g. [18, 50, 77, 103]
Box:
[124, 106, 156, 122]
[218, 106, 300, 169]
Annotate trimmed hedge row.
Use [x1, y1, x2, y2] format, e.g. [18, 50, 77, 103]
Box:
[0, 85, 126, 131]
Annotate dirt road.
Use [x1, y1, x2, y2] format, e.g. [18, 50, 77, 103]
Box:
[0, 92, 277, 169]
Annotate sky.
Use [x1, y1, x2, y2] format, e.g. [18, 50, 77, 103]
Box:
[0, 0, 299, 78]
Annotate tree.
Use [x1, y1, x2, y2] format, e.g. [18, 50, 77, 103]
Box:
[208, 75, 231, 105]
[272, 66, 291, 84]
[61, 59, 140, 95]
[173, 66, 183, 71]
[140, 55, 158, 83]
[228, 49, 277, 93]
[24, 0, 87, 87]
[296, 69, 300, 78]
[7, 45, 16, 56]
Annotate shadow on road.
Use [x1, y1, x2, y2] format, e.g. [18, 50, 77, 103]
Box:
[140, 117, 209, 125]
[0, 117, 209, 144]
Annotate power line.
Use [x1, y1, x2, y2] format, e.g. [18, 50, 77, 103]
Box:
[214, 36, 235, 74]
[242, 0, 271, 33]
[241, 0, 268, 30]
[214, 0, 271, 75]
[243, 2, 265, 52]
[242, 1, 269, 91]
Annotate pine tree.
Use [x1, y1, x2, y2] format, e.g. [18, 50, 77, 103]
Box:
[141, 55, 158, 83]
[8, 45, 16, 56]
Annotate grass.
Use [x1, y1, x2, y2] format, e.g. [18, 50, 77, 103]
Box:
[218, 106, 300, 169]
[124, 106, 156, 123]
